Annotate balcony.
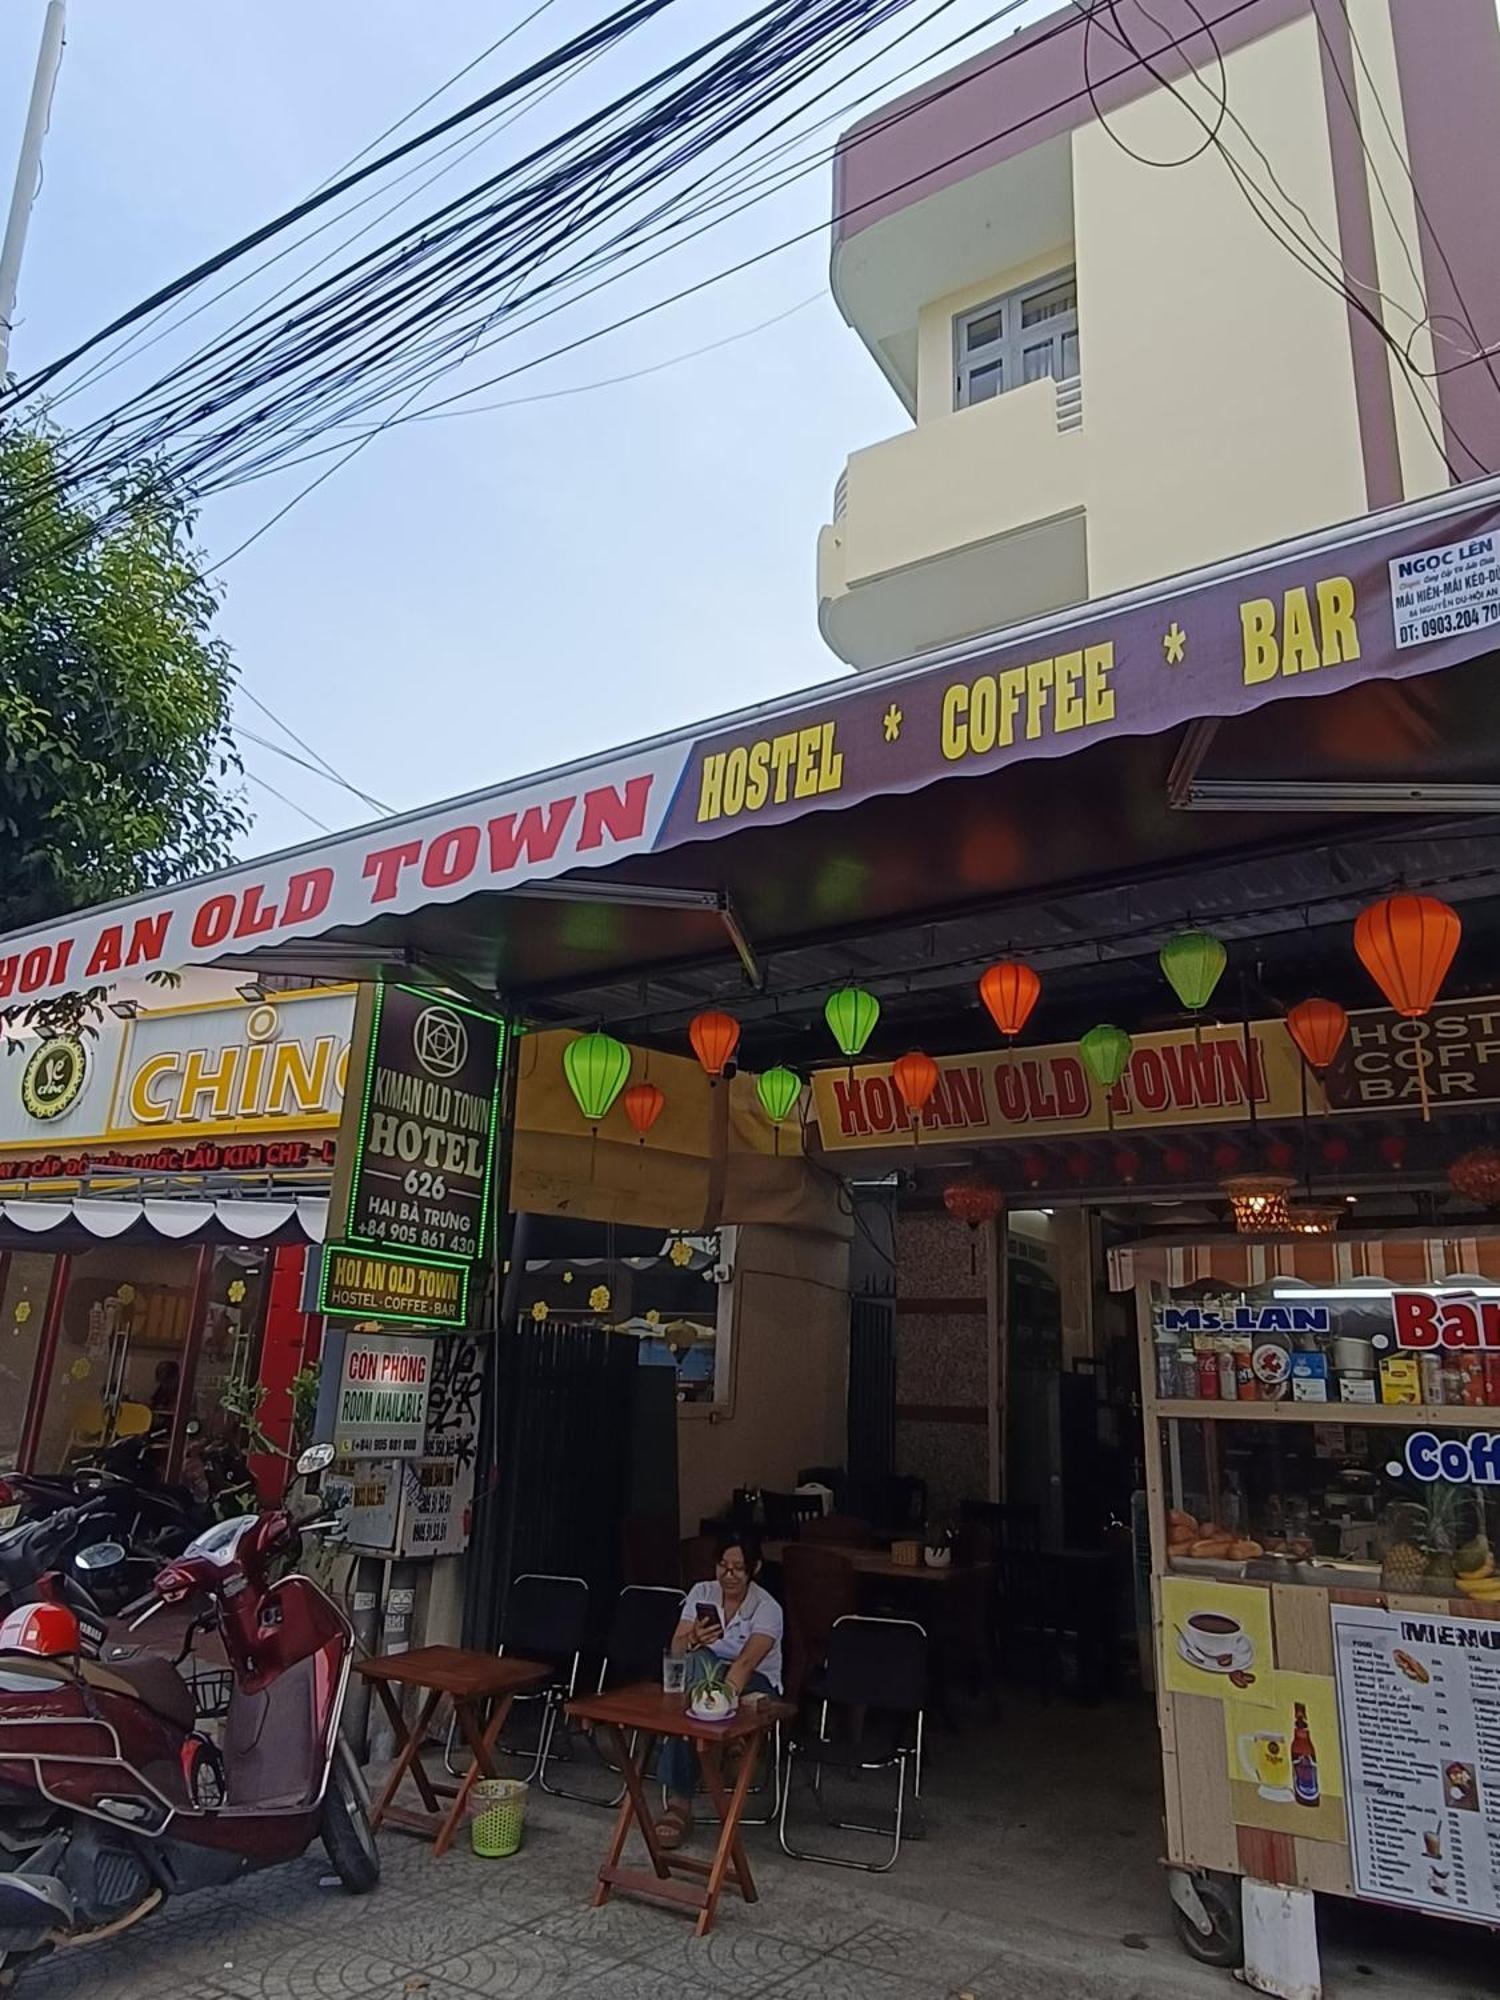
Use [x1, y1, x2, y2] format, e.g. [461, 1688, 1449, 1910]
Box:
[817, 373, 1088, 670]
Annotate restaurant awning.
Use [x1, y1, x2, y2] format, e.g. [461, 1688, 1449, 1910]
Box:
[6, 475, 1500, 1035]
[0, 1194, 329, 1252]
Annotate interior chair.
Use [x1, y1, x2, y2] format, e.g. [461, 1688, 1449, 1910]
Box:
[540, 1583, 682, 1803]
[446, 1572, 589, 1784]
[781, 1544, 859, 1707]
[778, 1615, 928, 1872]
[679, 1533, 717, 1592]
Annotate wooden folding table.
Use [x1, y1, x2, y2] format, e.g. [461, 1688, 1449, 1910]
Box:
[565, 1682, 790, 1936]
[358, 1645, 549, 1856]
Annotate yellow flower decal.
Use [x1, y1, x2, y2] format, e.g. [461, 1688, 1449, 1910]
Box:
[530, 1300, 549, 1323]
[69, 1358, 91, 1382]
[669, 1240, 693, 1268]
[588, 1285, 611, 1312]
[227, 1279, 246, 1305]
[12, 1300, 31, 1326]
[116, 1285, 136, 1306]
[562, 1270, 574, 1285]
[645, 1309, 661, 1326]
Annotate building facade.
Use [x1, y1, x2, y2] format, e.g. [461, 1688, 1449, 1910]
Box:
[818, 0, 1500, 667]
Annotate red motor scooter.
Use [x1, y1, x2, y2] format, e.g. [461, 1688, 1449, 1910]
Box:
[0, 1444, 377, 1986]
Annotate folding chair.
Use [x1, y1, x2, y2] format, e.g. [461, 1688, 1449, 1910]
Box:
[778, 1614, 927, 1872]
[446, 1572, 589, 1784]
[540, 1584, 681, 1803]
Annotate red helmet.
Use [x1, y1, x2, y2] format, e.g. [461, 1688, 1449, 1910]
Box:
[0, 1602, 81, 1657]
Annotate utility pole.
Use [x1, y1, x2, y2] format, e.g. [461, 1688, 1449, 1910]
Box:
[0, 0, 67, 380]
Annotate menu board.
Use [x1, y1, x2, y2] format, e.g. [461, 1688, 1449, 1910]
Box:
[1332, 1603, 1500, 1920]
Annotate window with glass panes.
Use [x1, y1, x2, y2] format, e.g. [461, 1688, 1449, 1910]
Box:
[954, 271, 1079, 409]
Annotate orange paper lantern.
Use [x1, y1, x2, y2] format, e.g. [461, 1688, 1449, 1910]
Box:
[1286, 997, 1348, 1071]
[892, 1050, 940, 1121]
[621, 1081, 665, 1142]
[688, 1010, 740, 1080]
[979, 962, 1040, 1040]
[1353, 893, 1460, 1016]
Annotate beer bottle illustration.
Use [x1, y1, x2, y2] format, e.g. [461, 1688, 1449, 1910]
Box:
[1291, 1702, 1319, 1807]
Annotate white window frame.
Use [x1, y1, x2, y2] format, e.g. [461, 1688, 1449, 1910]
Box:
[953, 268, 1079, 411]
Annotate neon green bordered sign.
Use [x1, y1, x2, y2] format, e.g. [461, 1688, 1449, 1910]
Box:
[330, 983, 507, 1272]
[318, 1243, 472, 1330]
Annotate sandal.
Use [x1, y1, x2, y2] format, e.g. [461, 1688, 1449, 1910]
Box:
[654, 1802, 693, 1851]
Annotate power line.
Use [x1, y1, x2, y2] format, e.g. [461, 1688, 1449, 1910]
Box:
[243, 765, 334, 834]
[234, 686, 392, 814]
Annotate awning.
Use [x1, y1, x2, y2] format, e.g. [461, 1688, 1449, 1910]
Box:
[0, 1194, 329, 1252]
[5, 476, 1500, 1014]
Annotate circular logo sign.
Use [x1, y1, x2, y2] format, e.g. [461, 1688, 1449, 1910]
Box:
[21, 1036, 87, 1121]
[412, 1005, 467, 1079]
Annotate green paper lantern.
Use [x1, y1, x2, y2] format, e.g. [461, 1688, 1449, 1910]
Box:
[756, 1066, 803, 1125]
[1159, 930, 1227, 1014]
[563, 1031, 630, 1125]
[824, 985, 880, 1059]
[1080, 1024, 1133, 1090]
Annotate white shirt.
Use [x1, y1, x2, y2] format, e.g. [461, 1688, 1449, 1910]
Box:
[685, 1578, 783, 1693]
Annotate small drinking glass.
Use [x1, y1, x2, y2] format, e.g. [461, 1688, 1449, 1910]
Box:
[662, 1652, 687, 1695]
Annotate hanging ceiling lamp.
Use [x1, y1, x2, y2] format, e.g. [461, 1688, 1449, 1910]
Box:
[1286, 1203, 1342, 1237]
[562, 1032, 631, 1125]
[688, 1010, 740, 1081]
[979, 962, 1040, 1040]
[1159, 931, 1227, 1020]
[1354, 893, 1461, 1120]
[1286, 997, 1349, 1071]
[942, 1173, 1004, 1231]
[1222, 1173, 1294, 1236]
[824, 985, 880, 1061]
[621, 1081, 665, 1143]
[891, 1051, 940, 1131]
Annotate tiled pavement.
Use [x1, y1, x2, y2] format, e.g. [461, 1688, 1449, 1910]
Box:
[10, 1697, 1499, 1999]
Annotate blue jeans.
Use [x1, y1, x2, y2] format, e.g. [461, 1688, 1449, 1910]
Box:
[657, 1651, 775, 1800]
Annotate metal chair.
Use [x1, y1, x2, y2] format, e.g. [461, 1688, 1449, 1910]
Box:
[541, 1583, 682, 1803]
[446, 1572, 589, 1784]
[778, 1614, 927, 1872]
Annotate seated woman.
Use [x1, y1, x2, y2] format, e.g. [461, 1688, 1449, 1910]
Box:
[656, 1528, 783, 1850]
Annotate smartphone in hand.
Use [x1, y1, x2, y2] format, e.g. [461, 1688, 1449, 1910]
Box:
[693, 1600, 723, 1636]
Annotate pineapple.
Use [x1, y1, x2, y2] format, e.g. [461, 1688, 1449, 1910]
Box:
[1382, 1488, 1474, 1598]
[1381, 1530, 1427, 1594]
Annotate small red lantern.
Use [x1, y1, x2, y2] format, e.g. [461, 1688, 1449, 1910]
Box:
[1213, 1141, 1241, 1174]
[1321, 1133, 1351, 1167]
[943, 1174, 1004, 1230]
[1112, 1147, 1140, 1185]
[1163, 1143, 1192, 1178]
[1378, 1133, 1407, 1171]
[1266, 1137, 1296, 1173]
[1286, 998, 1349, 1072]
[892, 1050, 940, 1121]
[621, 1082, 665, 1142]
[1021, 1149, 1048, 1188]
[979, 962, 1040, 1041]
[688, 1011, 740, 1080]
[1065, 1148, 1091, 1182]
[1450, 1147, 1500, 1207]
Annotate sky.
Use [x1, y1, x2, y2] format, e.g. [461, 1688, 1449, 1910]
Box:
[0, 0, 1046, 862]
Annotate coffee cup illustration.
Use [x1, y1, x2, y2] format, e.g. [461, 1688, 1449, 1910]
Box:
[1178, 1609, 1254, 1674]
[1238, 1729, 1293, 1802]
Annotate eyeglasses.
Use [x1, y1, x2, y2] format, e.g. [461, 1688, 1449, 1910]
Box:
[716, 1558, 748, 1576]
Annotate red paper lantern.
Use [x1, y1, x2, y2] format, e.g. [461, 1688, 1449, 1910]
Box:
[892, 1050, 940, 1119]
[1321, 1134, 1351, 1167]
[1213, 1141, 1241, 1173]
[1266, 1137, 1296, 1173]
[621, 1081, 665, 1142]
[1286, 998, 1348, 1071]
[1377, 1133, 1405, 1170]
[1065, 1148, 1091, 1182]
[1354, 894, 1461, 1017]
[688, 1010, 740, 1079]
[1163, 1143, 1192, 1178]
[1450, 1147, 1500, 1207]
[1021, 1149, 1048, 1188]
[943, 1174, 1004, 1230]
[1112, 1147, 1140, 1185]
[979, 962, 1040, 1040]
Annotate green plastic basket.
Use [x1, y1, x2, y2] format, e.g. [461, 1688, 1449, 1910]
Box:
[469, 1777, 527, 1858]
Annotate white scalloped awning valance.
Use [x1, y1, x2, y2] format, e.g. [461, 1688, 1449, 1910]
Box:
[0, 1196, 328, 1244]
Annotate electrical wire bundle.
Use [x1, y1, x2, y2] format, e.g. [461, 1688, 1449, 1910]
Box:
[0, 0, 932, 535]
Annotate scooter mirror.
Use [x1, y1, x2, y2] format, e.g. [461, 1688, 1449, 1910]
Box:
[74, 1541, 126, 1573]
[295, 1443, 336, 1476]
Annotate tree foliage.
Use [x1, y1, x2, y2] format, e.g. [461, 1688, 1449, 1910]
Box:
[0, 424, 246, 940]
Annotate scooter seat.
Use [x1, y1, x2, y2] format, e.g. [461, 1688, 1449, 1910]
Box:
[87, 1651, 197, 1733]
